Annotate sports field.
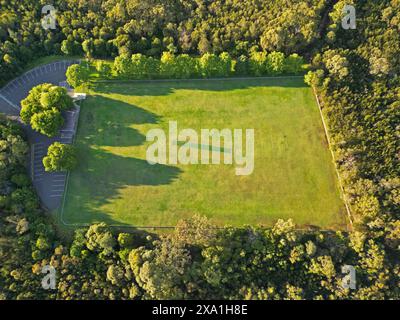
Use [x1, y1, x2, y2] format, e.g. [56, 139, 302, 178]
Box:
[61, 77, 346, 229]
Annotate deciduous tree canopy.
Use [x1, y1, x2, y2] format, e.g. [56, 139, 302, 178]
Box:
[0, 0, 399, 301]
[43, 142, 77, 172]
[20, 84, 73, 137]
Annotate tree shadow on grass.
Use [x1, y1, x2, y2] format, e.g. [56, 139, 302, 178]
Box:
[78, 95, 160, 147]
[64, 95, 182, 227]
[67, 146, 182, 227]
[93, 77, 308, 97]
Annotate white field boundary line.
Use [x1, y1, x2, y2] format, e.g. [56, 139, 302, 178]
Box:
[59, 102, 82, 227]
[58, 78, 350, 232]
[313, 87, 354, 231]
[60, 75, 304, 228]
[97, 75, 305, 83]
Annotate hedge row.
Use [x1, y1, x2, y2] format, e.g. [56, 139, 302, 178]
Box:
[96, 52, 305, 80]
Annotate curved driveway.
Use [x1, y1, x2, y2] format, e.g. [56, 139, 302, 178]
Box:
[0, 60, 80, 210]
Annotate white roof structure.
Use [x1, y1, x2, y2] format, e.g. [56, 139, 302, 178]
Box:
[70, 92, 87, 101]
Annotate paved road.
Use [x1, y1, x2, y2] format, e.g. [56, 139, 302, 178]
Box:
[0, 60, 80, 211]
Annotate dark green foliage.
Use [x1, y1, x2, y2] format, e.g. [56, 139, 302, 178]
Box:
[0, 0, 399, 301]
[307, 0, 400, 229]
[0, 0, 323, 86]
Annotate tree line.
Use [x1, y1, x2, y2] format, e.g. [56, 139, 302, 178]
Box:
[112, 51, 304, 79]
[65, 51, 304, 83]
[0, 0, 399, 300]
[0, 128, 397, 300]
[0, 0, 325, 86]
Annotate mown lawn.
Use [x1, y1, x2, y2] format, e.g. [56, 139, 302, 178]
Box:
[61, 78, 346, 229]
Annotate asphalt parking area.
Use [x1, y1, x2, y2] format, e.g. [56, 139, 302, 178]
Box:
[0, 60, 80, 210]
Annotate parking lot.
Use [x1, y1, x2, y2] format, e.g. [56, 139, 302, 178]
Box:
[0, 60, 80, 211]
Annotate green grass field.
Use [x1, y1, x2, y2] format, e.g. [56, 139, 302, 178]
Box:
[61, 78, 346, 229]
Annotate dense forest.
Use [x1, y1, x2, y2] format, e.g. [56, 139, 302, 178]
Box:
[0, 0, 324, 85]
[0, 0, 399, 299]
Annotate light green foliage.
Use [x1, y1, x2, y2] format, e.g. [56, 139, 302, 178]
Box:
[95, 61, 112, 79]
[131, 54, 160, 79]
[286, 285, 304, 300]
[31, 108, 64, 137]
[66, 64, 90, 88]
[20, 84, 73, 137]
[323, 51, 349, 80]
[175, 54, 200, 78]
[106, 265, 125, 285]
[36, 236, 51, 251]
[42, 142, 77, 172]
[309, 255, 336, 280]
[85, 223, 116, 256]
[173, 215, 217, 246]
[304, 70, 324, 87]
[160, 51, 176, 78]
[113, 54, 160, 79]
[305, 241, 317, 257]
[249, 51, 267, 76]
[359, 240, 386, 275]
[40, 86, 73, 110]
[82, 39, 94, 58]
[267, 51, 285, 75]
[129, 238, 191, 300]
[199, 53, 223, 77]
[353, 195, 380, 220]
[113, 55, 131, 78]
[111, 51, 303, 80]
[159, 52, 200, 79]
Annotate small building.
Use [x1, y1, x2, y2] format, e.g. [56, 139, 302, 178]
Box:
[59, 81, 87, 101]
[70, 92, 87, 101]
